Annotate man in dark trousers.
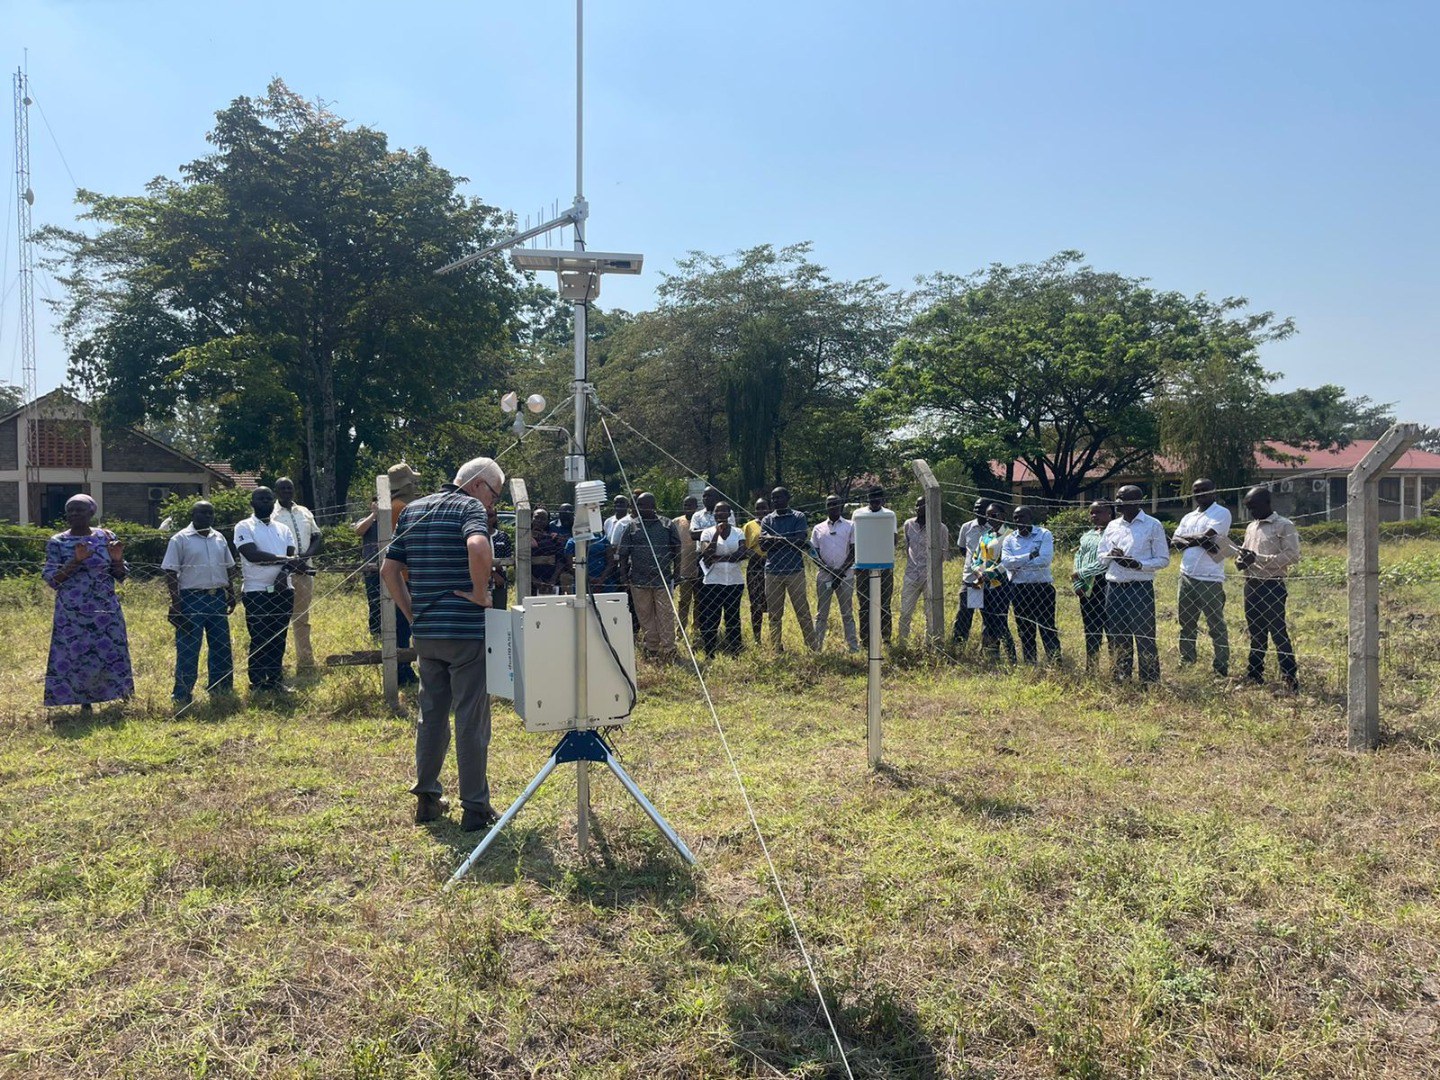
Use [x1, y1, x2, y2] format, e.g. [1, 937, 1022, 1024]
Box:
[1237, 486, 1302, 691]
[161, 499, 236, 706]
[382, 456, 502, 831]
[855, 486, 895, 644]
[234, 487, 301, 694]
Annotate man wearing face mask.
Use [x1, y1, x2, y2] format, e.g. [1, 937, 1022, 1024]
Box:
[162, 500, 237, 706]
[234, 487, 301, 694]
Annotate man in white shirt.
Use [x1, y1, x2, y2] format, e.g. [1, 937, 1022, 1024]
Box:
[272, 477, 323, 673]
[853, 486, 895, 643]
[234, 487, 301, 693]
[1001, 506, 1061, 664]
[897, 496, 931, 642]
[811, 494, 858, 652]
[1099, 485, 1170, 684]
[161, 500, 236, 705]
[951, 498, 986, 648]
[1171, 477, 1232, 676]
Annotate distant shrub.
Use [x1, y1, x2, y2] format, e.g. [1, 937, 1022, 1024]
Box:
[1045, 508, 1095, 549]
[157, 487, 256, 531]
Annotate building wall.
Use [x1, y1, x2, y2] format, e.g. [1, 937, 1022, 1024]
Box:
[102, 481, 203, 527]
[0, 480, 18, 523]
[101, 429, 205, 474]
[0, 416, 16, 471]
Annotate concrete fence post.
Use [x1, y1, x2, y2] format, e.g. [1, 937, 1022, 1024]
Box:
[1346, 422, 1418, 750]
[376, 473, 399, 713]
[910, 459, 945, 648]
[511, 478, 532, 602]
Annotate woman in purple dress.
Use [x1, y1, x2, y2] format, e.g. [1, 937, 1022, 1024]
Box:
[41, 494, 134, 710]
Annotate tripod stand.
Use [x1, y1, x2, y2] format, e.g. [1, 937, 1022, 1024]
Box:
[446, 727, 695, 888]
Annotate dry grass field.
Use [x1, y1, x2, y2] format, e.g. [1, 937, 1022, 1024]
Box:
[1, 540, 1438, 1078]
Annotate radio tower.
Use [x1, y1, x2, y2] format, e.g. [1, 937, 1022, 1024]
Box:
[13, 67, 38, 520]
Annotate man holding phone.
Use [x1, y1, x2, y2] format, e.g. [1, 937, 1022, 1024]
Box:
[1099, 485, 1170, 684]
[1171, 477, 1232, 676]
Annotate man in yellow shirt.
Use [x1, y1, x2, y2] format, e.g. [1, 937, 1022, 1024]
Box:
[743, 496, 768, 645]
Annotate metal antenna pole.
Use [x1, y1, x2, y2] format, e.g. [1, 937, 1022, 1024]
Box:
[13, 68, 38, 523]
[572, 0, 591, 853]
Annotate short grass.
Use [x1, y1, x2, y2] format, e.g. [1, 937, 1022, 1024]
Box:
[1, 540, 1438, 1078]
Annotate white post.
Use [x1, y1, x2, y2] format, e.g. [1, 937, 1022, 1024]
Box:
[867, 569, 882, 768]
[376, 473, 399, 713]
[1347, 423, 1418, 750]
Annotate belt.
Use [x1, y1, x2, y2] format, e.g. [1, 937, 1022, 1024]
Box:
[180, 587, 228, 595]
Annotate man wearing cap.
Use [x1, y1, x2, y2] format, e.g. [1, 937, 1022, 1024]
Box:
[271, 477, 322, 674]
[381, 456, 503, 831]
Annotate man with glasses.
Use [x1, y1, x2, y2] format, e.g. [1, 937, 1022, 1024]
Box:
[382, 457, 503, 832]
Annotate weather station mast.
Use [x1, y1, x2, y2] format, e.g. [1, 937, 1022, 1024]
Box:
[13, 66, 39, 522]
[438, 1, 694, 885]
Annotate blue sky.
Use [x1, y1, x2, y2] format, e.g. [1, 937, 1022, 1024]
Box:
[4, 0, 1438, 424]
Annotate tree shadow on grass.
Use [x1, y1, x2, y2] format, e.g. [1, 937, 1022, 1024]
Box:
[874, 760, 1033, 821]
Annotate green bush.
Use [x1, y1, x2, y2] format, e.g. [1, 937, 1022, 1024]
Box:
[157, 487, 257, 531]
[0, 522, 170, 578]
[0, 525, 51, 576]
[1044, 507, 1096, 548]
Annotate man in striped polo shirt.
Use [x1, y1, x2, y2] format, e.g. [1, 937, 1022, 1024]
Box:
[381, 456, 503, 832]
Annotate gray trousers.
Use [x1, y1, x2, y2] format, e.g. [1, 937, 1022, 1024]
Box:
[1177, 575, 1229, 674]
[814, 571, 858, 651]
[412, 637, 492, 813]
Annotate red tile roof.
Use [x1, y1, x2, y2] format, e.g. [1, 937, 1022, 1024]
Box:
[1257, 441, 1440, 473]
[205, 462, 262, 491]
[1002, 440, 1440, 485]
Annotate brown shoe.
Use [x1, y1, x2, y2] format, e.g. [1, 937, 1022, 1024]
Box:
[414, 794, 450, 824]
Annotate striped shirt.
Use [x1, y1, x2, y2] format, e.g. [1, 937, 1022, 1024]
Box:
[385, 485, 490, 640]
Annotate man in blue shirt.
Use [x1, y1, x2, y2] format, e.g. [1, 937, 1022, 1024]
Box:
[760, 486, 818, 652]
[381, 456, 502, 831]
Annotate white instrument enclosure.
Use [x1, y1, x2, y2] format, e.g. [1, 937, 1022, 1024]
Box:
[485, 593, 637, 733]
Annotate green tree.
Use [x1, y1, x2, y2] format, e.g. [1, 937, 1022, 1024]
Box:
[0, 383, 23, 414]
[884, 252, 1293, 502]
[41, 79, 521, 517]
[599, 244, 902, 498]
[1266, 384, 1396, 448]
[1155, 297, 1294, 492]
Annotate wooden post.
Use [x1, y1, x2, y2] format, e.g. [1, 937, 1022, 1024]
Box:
[911, 459, 945, 648]
[1347, 423, 1418, 750]
[376, 473, 399, 713]
[511, 478, 532, 602]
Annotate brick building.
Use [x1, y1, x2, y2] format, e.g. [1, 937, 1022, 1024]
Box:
[0, 390, 233, 526]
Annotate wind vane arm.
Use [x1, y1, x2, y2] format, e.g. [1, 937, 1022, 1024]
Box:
[435, 198, 589, 276]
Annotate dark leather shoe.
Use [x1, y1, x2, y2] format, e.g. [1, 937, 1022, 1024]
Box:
[461, 806, 500, 832]
[414, 794, 450, 824]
